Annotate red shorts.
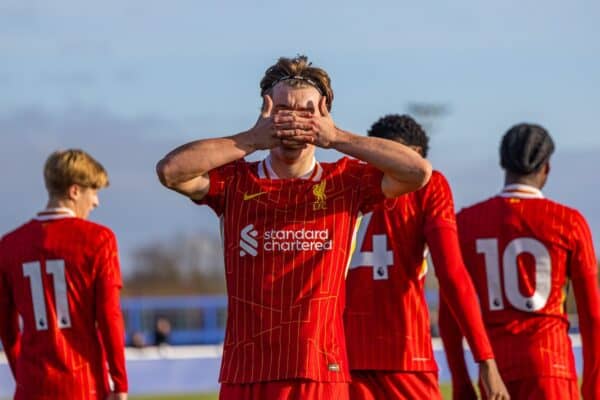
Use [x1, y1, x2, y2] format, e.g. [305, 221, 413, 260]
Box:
[349, 370, 442, 400]
[220, 380, 349, 400]
[480, 377, 579, 400]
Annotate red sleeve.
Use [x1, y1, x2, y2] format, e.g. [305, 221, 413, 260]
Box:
[569, 211, 597, 279]
[573, 275, 600, 400]
[429, 226, 494, 361]
[438, 297, 477, 400]
[192, 161, 239, 216]
[568, 212, 600, 399]
[423, 173, 494, 361]
[0, 246, 21, 377]
[94, 232, 128, 393]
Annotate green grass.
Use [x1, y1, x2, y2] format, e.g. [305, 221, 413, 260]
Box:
[130, 384, 454, 399]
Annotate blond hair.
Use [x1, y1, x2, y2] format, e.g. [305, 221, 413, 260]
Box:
[260, 55, 334, 111]
[44, 149, 109, 196]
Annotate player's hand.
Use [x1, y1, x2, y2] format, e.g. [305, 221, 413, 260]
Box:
[272, 96, 337, 148]
[309, 96, 337, 148]
[479, 359, 510, 400]
[106, 392, 127, 400]
[248, 95, 281, 150]
[273, 110, 317, 147]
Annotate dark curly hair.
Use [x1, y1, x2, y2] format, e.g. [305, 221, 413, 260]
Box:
[500, 123, 554, 175]
[367, 114, 429, 157]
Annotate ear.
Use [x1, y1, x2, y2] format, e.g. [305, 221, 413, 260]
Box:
[410, 145, 424, 157]
[318, 96, 329, 117]
[261, 94, 273, 118]
[66, 184, 80, 201]
[544, 161, 550, 175]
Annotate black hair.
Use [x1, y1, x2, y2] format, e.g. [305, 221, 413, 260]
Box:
[367, 114, 429, 157]
[500, 123, 555, 175]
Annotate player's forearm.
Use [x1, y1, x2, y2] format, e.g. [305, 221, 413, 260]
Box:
[439, 298, 473, 386]
[440, 299, 478, 400]
[429, 226, 494, 361]
[156, 131, 256, 188]
[331, 129, 432, 196]
[572, 274, 600, 399]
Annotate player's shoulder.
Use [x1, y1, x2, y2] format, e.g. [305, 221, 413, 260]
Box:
[213, 159, 252, 176]
[69, 218, 116, 244]
[324, 156, 358, 168]
[0, 219, 37, 249]
[456, 196, 497, 220]
[423, 170, 450, 190]
[430, 169, 448, 182]
[318, 157, 360, 176]
[540, 197, 588, 225]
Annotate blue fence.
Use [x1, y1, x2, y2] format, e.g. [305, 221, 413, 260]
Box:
[122, 295, 227, 346]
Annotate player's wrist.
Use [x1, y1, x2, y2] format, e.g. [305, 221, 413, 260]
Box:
[329, 127, 352, 150]
[235, 130, 262, 153]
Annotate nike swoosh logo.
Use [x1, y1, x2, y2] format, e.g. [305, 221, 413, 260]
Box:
[243, 191, 267, 201]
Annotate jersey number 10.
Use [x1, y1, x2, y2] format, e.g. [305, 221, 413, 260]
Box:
[476, 237, 552, 312]
[23, 260, 72, 331]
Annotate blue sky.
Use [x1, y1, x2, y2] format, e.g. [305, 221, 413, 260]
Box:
[1, 1, 599, 273]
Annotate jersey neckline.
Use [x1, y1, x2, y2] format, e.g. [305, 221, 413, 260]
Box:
[257, 155, 323, 182]
[499, 183, 544, 199]
[35, 207, 76, 221]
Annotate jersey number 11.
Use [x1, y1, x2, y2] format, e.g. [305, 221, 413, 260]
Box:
[23, 260, 72, 331]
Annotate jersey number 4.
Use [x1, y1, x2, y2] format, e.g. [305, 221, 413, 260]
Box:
[23, 260, 72, 330]
[349, 212, 394, 280]
[477, 238, 551, 312]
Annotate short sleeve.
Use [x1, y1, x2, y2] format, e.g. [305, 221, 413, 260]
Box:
[569, 210, 598, 279]
[422, 171, 457, 234]
[192, 161, 239, 216]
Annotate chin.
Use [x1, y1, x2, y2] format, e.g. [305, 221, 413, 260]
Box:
[273, 145, 303, 161]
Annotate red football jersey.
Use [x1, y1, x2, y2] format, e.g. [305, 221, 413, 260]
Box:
[345, 171, 459, 371]
[197, 156, 384, 383]
[0, 208, 128, 399]
[457, 184, 597, 382]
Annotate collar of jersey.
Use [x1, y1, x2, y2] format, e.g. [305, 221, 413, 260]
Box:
[499, 183, 544, 199]
[35, 207, 76, 221]
[258, 155, 322, 181]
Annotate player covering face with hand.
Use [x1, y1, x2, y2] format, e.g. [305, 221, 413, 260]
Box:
[0, 149, 128, 400]
[439, 124, 600, 400]
[156, 55, 432, 400]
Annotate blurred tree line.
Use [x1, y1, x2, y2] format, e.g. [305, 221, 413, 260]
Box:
[122, 232, 225, 296]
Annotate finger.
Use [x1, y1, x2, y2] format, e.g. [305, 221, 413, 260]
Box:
[275, 110, 313, 118]
[275, 129, 317, 138]
[261, 94, 273, 118]
[274, 122, 316, 132]
[318, 96, 329, 117]
[273, 114, 313, 124]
